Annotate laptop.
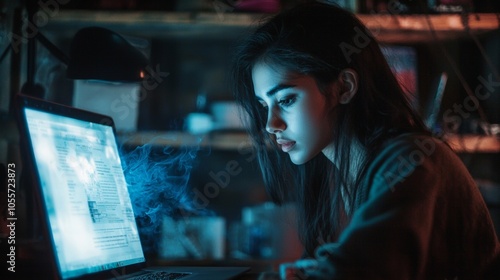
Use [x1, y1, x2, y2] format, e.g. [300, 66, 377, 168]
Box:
[14, 94, 249, 280]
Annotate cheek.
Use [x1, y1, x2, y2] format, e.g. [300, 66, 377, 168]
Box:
[306, 105, 334, 143]
[293, 108, 331, 143]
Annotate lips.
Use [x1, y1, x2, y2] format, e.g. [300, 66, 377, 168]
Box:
[276, 138, 296, 152]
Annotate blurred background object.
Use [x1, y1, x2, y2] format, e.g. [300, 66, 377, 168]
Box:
[159, 216, 226, 260]
[229, 203, 302, 261]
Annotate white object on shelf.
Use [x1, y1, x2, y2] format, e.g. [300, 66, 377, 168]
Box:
[185, 112, 214, 134]
[159, 216, 226, 260]
[73, 80, 141, 132]
[210, 101, 248, 130]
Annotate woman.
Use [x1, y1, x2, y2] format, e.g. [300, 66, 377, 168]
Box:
[230, 1, 500, 279]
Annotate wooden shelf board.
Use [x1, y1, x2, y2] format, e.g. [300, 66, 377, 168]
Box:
[42, 11, 500, 42]
[118, 131, 252, 151]
[444, 134, 500, 153]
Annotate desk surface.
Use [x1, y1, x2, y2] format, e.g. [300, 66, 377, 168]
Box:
[152, 258, 283, 280]
[8, 238, 286, 279]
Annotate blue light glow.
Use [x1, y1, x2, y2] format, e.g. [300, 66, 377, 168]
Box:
[119, 140, 213, 252]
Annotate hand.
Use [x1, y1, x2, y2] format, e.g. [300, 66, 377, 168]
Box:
[279, 259, 319, 280]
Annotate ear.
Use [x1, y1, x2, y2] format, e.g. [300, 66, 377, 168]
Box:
[338, 69, 358, 104]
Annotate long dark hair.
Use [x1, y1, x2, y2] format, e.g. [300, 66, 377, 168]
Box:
[230, 2, 429, 255]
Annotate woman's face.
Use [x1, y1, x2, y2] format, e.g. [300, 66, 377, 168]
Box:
[252, 62, 339, 165]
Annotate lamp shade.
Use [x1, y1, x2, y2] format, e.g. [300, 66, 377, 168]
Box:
[66, 27, 148, 82]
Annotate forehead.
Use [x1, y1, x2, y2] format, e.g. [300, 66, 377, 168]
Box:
[252, 62, 296, 97]
[252, 62, 288, 83]
[252, 62, 326, 100]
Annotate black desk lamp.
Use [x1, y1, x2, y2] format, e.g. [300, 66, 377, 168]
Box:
[66, 27, 148, 82]
[21, 26, 149, 98]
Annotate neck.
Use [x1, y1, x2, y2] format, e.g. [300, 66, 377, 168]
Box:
[322, 138, 366, 186]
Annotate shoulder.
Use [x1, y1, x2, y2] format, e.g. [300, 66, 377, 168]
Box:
[361, 133, 466, 198]
[372, 133, 452, 168]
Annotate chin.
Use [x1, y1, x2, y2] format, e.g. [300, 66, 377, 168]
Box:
[288, 146, 325, 165]
[288, 153, 312, 165]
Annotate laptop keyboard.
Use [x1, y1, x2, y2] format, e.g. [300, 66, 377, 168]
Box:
[130, 271, 191, 280]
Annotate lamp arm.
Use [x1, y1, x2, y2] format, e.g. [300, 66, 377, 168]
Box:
[24, 0, 69, 88]
[0, 45, 11, 65]
[36, 32, 70, 66]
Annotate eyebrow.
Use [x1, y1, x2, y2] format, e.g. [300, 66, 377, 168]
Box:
[265, 84, 296, 97]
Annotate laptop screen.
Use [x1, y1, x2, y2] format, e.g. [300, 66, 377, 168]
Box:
[22, 104, 145, 279]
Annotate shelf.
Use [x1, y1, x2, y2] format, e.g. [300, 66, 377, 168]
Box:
[444, 134, 500, 153]
[117, 131, 252, 151]
[41, 10, 500, 42]
[357, 13, 500, 43]
[41, 11, 267, 38]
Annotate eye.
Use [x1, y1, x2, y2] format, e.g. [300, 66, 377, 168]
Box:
[278, 96, 297, 107]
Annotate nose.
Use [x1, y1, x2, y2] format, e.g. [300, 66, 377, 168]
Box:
[265, 108, 286, 134]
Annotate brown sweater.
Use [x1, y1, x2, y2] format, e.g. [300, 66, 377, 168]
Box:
[309, 134, 500, 280]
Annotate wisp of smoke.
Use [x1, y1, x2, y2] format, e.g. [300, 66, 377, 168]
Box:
[119, 137, 213, 253]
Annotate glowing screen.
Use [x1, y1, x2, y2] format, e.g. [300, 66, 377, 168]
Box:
[24, 108, 145, 279]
